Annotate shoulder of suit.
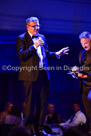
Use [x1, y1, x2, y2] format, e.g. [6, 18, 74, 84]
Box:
[38, 34, 45, 38]
[78, 110, 86, 116]
[79, 49, 85, 56]
[80, 49, 85, 53]
[17, 32, 27, 39]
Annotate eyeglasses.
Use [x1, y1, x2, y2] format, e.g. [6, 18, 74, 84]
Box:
[81, 41, 89, 45]
[28, 24, 40, 29]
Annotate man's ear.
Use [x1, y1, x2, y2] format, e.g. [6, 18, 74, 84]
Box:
[89, 40, 91, 47]
[90, 39, 91, 43]
[26, 25, 28, 29]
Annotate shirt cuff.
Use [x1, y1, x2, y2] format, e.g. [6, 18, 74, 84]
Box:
[55, 53, 60, 59]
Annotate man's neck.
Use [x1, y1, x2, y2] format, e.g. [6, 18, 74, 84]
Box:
[75, 110, 80, 114]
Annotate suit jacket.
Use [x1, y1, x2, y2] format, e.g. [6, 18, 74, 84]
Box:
[16, 32, 57, 81]
[79, 49, 91, 86]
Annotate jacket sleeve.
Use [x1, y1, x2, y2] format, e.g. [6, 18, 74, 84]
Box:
[16, 36, 36, 61]
[43, 35, 59, 59]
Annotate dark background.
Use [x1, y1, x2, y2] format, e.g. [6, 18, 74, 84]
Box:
[0, 0, 91, 119]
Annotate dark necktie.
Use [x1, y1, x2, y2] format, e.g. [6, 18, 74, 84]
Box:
[70, 114, 75, 122]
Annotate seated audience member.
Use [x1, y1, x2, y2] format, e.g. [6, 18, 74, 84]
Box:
[58, 101, 87, 133]
[0, 102, 13, 124]
[45, 103, 62, 125]
[8, 126, 31, 136]
[44, 103, 62, 135]
[2, 105, 21, 125]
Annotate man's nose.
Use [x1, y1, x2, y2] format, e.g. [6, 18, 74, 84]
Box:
[35, 26, 37, 29]
[82, 43, 86, 46]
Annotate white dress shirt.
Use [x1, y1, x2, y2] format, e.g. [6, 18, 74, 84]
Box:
[28, 32, 46, 68]
[59, 110, 86, 129]
[28, 32, 59, 69]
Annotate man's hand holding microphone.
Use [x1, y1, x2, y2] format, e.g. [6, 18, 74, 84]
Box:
[33, 37, 44, 48]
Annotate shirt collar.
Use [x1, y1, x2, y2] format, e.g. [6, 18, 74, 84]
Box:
[75, 110, 81, 115]
[28, 31, 32, 38]
[28, 32, 39, 38]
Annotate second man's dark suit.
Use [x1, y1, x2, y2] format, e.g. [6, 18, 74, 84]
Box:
[79, 49, 91, 130]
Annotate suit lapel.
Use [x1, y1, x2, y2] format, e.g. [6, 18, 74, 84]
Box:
[79, 49, 85, 66]
[38, 34, 48, 52]
[25, 32, 34, 48]
[24, 32, 48, 53]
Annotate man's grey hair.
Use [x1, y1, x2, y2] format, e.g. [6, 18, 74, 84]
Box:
[79, 31, 91, 39]
[26, 17, 39, 25]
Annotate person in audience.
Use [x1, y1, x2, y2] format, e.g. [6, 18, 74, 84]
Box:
[45, 103, 62, 125]
[44, 103, 63, 135]
[2, 105, 21, 125]
[55, 101, 87, 135]
[0, 102, 13, 124]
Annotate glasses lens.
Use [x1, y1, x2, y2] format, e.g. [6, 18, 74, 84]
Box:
[28, 24, 40, 29]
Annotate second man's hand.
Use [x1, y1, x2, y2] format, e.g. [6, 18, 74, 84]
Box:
[71, 66, 88, 79]
[77, 73, 88, 78]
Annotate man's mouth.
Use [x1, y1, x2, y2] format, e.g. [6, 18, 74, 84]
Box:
[84, 46, 88, 49]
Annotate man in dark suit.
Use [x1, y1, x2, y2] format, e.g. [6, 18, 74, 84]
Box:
[16, 16, 69, 136]
[72, 31, 91, 135]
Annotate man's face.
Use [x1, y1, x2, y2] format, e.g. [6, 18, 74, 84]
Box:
[73, 104, 80, 113]
[26, 21, 40, 35]
[7, 104, 13, 113]
[80, 38, 91, 51]
[48, 104, 54, 113]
